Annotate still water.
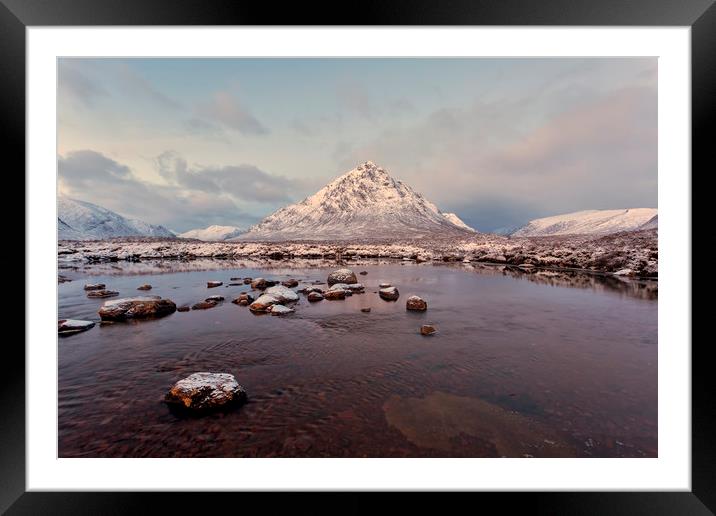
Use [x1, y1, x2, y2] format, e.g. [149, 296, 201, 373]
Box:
[58, 261, 657, 457]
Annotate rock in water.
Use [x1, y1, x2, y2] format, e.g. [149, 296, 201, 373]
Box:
[307, 292, 324, 302]
[406, 295, 428, 311]
[232, 293, 254, 306]
[379, 282, 391, 288]
[249, 294, 280, 312]
[251, 278, 268, 289]
[379, 286, 399, 301]
[360, 308, 371, 313]
[205, 295, 225, 302]
[323, 289, 346, 300]
[270, 304, 295, 316]
[84, 283, 106, 291]
[243, 278, 252, 284]
[58, 319, 95, 336]
[359, 271, 368, 275]
[327, 268, 358, 286]
[192, 300, 218, 310]
[282, 279, 299, 288]
[165, 372, 247, 413]
[265, 285, 299, 303]
[87, 289, 120, 298]
[177, 305, 191, 312]
[207, 281, 223, 288]
[420, 324, 437, 336]
[137, 284, 152, 291]
[99, 297, 176, 321]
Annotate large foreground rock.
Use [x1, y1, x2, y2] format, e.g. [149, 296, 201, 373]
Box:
[327, 268, 358, 286]
[249, 294, 280, 312]
[406, 295, 427, 311]
[58, 319, 95, 336]
[265, 285, 299, 303]
[164, 372, 247, 413]
[98, 296, 177, 321]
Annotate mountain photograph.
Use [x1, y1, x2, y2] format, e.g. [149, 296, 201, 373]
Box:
[56, 57, 658, 461]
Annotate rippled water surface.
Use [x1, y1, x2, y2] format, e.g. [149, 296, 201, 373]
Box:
[58, 262, 657, 457]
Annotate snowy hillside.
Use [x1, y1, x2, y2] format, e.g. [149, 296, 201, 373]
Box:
[238, 161, 476, 241]
[179, 225, 246, 241]
[511, 208, 657, 237]
[443, 212, 476, 232]
[58, 197, 174, 240]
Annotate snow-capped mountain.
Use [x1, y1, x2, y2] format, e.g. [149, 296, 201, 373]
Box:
[510, 208, 658, 237]
[639, 214, 658, 230]
[179, 225, 246, 241]
[58, 197, 175, 240]
[442, 212, 475, 232]
[237, 161, 476, 241]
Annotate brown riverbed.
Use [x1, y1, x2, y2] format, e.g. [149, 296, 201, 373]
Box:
[58, 261, 657, 457]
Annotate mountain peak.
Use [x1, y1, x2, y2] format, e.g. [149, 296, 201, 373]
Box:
[238, 162, 475, 241]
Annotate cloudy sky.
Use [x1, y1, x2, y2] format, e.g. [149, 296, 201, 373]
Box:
[58, 58, 657, 233]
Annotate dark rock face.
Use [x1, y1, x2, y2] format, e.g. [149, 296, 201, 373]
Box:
[84, 283, 106, 291]
[282, 279, 299, 288]
[98, 297, 177, 321]
[207, 281, 223, 288]
[420, 324, 437, 336]
[87, 289, 120, 298]
[164, 372, 247, 413]
[137, 284, 152, 291]
[379, 286, 400, 301]
[58, 319, 95, 336]
[406, 295, 428, 311]
[327, 268, 358, 286]
[307, 292, 324, 302]
[192, 300, 218, 310]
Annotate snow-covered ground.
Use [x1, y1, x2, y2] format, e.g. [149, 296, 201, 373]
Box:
[236, 161, 475, 241]
[58, 197, 174, 240]
[442, 213, 475, 232]
[178, 225, 246, 241]
[58, 228, 658, 278]
[511, 208, 657, 237]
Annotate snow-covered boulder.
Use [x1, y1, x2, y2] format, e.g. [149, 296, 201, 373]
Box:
[327, 268, 358, 286]
[164, 372, 247, 412]
[249, 294, 280, 312]
[379, 286, 400, 301]
[270, 304, 295, 315]
[265, 285, 299, 303]
[98, 296, 177, 321]
[58, 319, 95, 336]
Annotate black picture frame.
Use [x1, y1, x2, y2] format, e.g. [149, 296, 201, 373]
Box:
[2, 0, 708, 513]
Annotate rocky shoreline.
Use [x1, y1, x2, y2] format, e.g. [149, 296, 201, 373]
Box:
[58, 229, 658, 278]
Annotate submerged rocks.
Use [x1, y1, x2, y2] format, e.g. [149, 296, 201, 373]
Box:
[270, 304, 295, 316]
[205, 295, 225, 302]
[327, 268, 358, 286]
[87, 289, 119, 299]
[281, 279, 299, 288]
[307, 292, 324, 302]
[379, 286, 400, 301]
[406, 295, 428, 311]
[232, 292, 254, 306]
[98, 296, 176, 321]
[251, 278, 268, 289]
[164, 372, 247, 413]
[249, 294, 280, 312]
[192, 300, 218, 310]
[137, 284, 152, 291]
[177, 305, 191, 312]
[207, 281, 223, 288]
[84, 283, 106, 291]
[265, 285, 299, 303]
[58, 319, 95, 336]
[420, 324, 437, 336]
[360, 307, 371, 313]
[359, 271, 368, 275]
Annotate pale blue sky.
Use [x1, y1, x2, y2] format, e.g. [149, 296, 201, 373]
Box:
[58, 58, 657, 232]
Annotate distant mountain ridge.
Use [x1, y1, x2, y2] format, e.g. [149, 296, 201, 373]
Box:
[58, 197, 174, 240]
[236, 161, 475, 241]
[510, 208, 658, 237]
[179, 225, 246, 241]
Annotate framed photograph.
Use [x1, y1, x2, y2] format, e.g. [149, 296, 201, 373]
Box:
[3, 0, 709, 512]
